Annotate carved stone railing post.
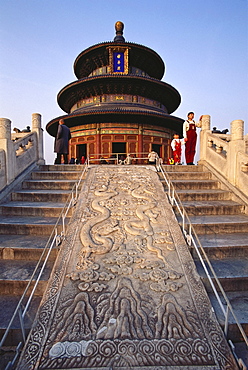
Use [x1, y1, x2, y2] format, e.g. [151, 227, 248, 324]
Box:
[199, 115, 211, 161]
[0, 118, 11, 140]
[231, 119, 244, 141]
[32, 113, 45, 164]
[229, 120, 245, 184]
[201, 115, 211, 131]
[0, 118, 15, 185]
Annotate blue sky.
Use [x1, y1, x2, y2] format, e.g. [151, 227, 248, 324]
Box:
[1, 0, 247, 164]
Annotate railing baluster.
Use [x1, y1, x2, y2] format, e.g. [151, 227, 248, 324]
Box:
[224, 305, 230, 337]
[18, 308, 26, 342]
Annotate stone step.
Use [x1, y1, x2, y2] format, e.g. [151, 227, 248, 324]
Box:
[195, 258, 248, 292]
[22, 179, 77, 190]
[161, 171, 211, 180]
[233, 342, 248, 367]
[11, 189, 72, 202]
[176, 189, 231, 201]
[162, 164, 204, 172]
[0, 277, 48, 298]
[0, 295, 41, 348]
[0, 259, 54, 295]
[0, 234, 49, 250]
[158, 171, 211, 181]
[0, 215, 64, 235]
[181, 200, 245, 216]
[39, 164, 84, 172]
[0, 234, 58, 261]
[31, 171, 81, 180]
[196, 233, 248, 259]
[172, 179, 219, 190]
[209, 291, 248, 342]
[185, 214, 248, 234]
[0, 246, 58, 261]
[0, 201, 72, 217]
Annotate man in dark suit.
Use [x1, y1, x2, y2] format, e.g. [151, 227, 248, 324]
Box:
[54, 119, 71, 164]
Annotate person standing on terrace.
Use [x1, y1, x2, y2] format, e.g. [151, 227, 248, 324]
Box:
[148, 150, 159, 165]
[183, 112, 202, 165]
[54, 119, 71, 164]
[171, 133, 186, 165]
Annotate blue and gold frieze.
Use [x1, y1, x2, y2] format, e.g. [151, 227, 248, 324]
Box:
[143, 129, 171, 138]
[70, 94, 166, 113]
[71, 127, 139, 137]
[101, 129, 138, 135]
[71, 129, 96, 137]
[71, 128, 171, 138]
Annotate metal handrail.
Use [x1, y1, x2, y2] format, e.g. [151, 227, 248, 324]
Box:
[87, 152, 150, 165]
[158, 162, 248, 351]
[0, 160, 89, 368]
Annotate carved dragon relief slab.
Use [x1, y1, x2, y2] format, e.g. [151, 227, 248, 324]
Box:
[17, 166, 238, 369]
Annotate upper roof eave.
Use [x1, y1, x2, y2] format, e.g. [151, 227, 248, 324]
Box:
[74, 41, 165, 80]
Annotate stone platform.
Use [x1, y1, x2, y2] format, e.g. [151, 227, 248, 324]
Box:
[17, 166, 238, 369]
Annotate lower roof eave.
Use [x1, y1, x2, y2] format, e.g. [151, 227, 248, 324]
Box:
[46, 110, 184, 137]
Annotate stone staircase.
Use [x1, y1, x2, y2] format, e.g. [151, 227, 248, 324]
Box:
[1, 163, 247, 368]
[160, 164, 248, 362]
[16, 165, 240, 370]
[0, 164, 83, 368]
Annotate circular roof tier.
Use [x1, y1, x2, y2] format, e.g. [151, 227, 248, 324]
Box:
[57, 75, 181, 114]
[74, 42, 165, 80]
[46, 108, 184, 137]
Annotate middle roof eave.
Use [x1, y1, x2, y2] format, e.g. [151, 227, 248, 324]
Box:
[57, 74, 181, 114]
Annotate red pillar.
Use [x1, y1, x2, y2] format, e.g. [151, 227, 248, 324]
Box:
[96, 124, 101, 160]
[138, 124, 143, 163]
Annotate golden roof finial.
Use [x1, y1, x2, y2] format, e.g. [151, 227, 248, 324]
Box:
[114, 21, 125, 42]
[115, 21, 124, 33]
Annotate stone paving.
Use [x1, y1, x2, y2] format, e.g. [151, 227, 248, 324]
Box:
[17, 166, 238, 369]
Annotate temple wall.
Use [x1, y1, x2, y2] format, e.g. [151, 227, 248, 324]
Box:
[69, 122, 174, 163]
